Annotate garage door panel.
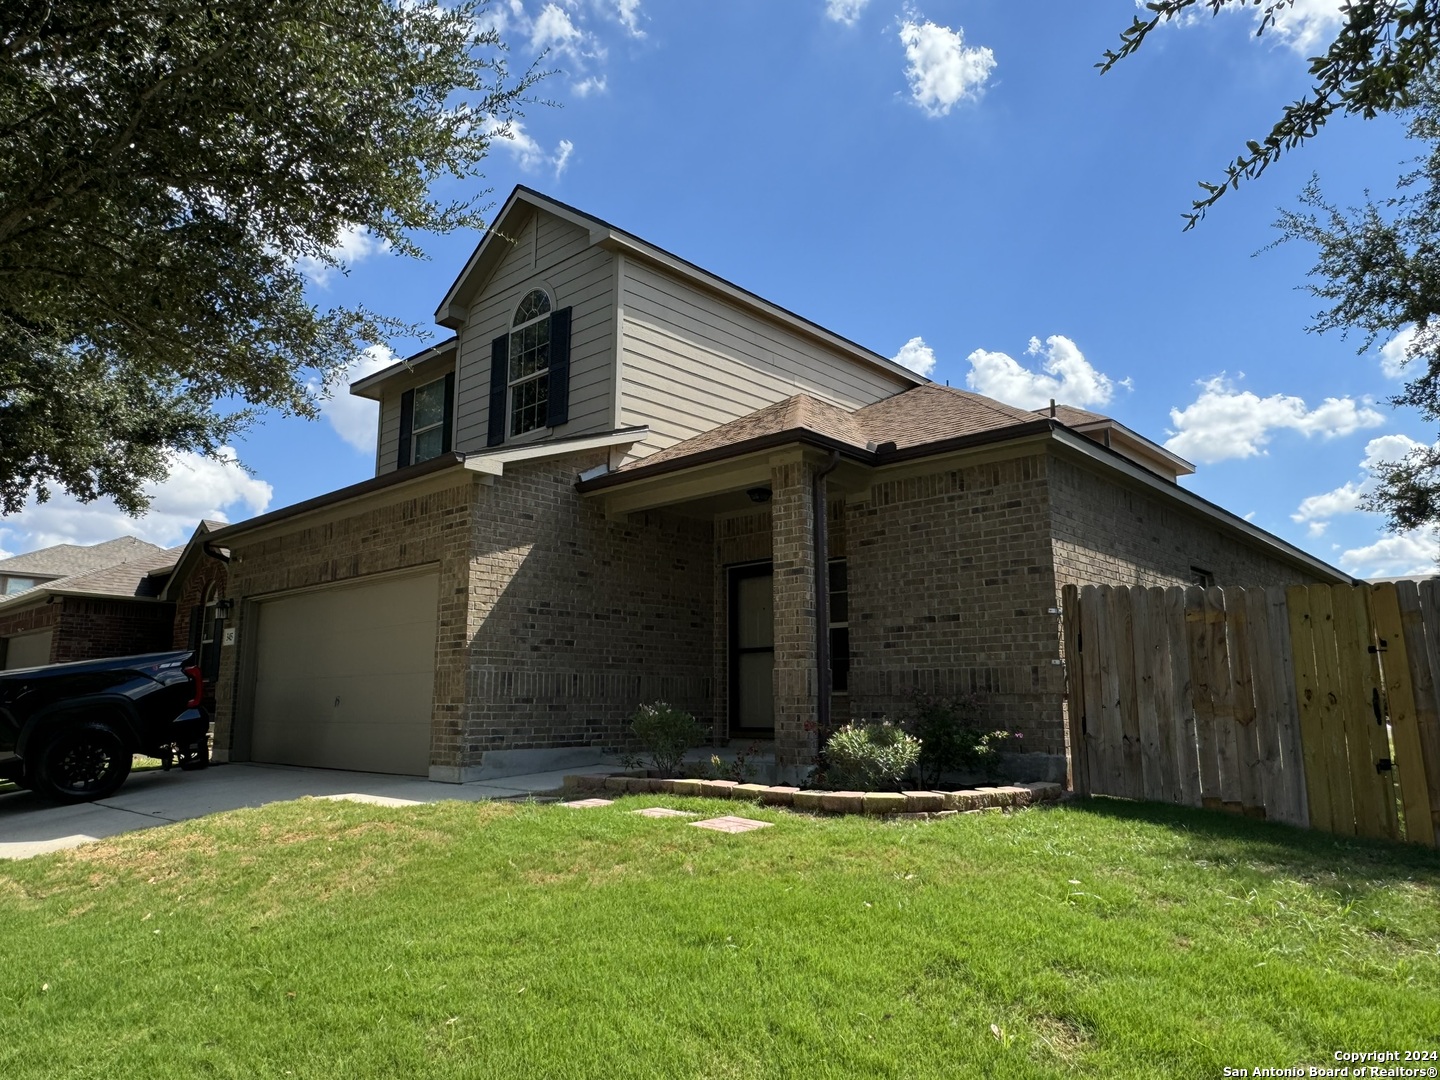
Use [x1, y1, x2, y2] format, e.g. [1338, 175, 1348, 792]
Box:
[4, 630, 52, 670]
[250, 572, 438, 776]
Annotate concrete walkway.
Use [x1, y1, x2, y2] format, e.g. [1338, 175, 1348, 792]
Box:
[0, 760, 592, 860]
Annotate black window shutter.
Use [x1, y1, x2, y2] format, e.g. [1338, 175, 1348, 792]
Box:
[546, 306, 572, 429]
[397, 388, 415, 468]
[488, 334, 508, 446]
[440, 371, 455, 453]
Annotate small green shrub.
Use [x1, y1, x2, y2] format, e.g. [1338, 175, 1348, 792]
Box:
[901, 692, 1017, 785]
[700, 741, 762, 783]
[627, 701, 703, 777]
[821, 720, 921, 791]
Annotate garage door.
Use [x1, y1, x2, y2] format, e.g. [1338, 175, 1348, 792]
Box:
[4, 630, 53, 670]
[250, 571, 439, 775]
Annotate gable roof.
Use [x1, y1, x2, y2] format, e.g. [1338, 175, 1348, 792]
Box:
[0, 535, 166, 580]
[0, 543, 181, 610]
[433, 186, 927, 390]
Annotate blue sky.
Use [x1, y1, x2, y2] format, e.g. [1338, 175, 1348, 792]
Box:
[2, 0, 1435, 578]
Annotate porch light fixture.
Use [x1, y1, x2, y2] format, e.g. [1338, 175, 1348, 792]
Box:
[746, 487, 772, 504]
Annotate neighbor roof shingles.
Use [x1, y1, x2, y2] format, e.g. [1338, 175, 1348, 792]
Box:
[0, 535, 168, 578]
[0, 545, 181, 604]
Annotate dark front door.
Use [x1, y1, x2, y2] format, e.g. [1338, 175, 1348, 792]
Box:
[728, 562, 774, 735]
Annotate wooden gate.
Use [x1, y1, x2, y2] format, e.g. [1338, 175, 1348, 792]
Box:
[1062, 582, 1440, 846]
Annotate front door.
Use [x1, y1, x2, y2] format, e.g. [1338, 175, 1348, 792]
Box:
[729, 563, 774, 734]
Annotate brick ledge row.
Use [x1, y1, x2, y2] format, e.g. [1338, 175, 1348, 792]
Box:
[562, 774, 1065, 816]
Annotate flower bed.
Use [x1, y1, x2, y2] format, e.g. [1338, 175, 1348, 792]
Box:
[560, 773, 1064, 818]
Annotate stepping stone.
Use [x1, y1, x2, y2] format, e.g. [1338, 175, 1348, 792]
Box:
[631, 807, 696, 818]
[317, 793, 422, 807]
[561, 798, 614, 809]
[690, 815, 773, 834]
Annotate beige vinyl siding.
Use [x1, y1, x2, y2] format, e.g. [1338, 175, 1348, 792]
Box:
[453, 209, 616, 451]
[374, 356, 457, 476]
[618, 259, 909, 459]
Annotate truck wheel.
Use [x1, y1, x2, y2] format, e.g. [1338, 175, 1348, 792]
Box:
[33, 722, 133, 803]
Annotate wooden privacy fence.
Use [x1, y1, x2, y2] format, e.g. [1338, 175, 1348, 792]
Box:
[1061, 582, 1440, 846]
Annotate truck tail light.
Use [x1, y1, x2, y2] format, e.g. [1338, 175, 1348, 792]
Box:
[184, 664, 204, 709]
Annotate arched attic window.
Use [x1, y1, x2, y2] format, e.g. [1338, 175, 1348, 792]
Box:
[487, 287, 573, 445]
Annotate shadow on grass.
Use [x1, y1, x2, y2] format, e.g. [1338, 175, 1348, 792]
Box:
[1064, 794, 1440, 882]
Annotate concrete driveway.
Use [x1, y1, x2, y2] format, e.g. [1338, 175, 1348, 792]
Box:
[0, 760, 588, 860]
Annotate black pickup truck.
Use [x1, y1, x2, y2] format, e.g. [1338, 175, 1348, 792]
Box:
[0, 650, 210, 803]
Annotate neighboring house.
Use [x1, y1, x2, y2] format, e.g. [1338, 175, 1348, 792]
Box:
[0, 525, 232, 675]
[202, 186, 1350, 783]
[0, 535, 163, 598]
[0, 541, 177, 669]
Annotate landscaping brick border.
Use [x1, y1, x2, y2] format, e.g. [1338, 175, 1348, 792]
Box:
[562, 772, 1064, 817]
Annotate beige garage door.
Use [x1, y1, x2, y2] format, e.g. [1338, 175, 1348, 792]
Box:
[250, 571, 439, 775]
[4, 630, 53, 670]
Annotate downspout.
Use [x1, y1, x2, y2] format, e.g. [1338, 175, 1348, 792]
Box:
[813, 450, 841, 744]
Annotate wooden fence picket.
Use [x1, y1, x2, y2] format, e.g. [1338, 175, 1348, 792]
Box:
[1062, 581, 1440, 847]
[1370, 583, 1435, 846]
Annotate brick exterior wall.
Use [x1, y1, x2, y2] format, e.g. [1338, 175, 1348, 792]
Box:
[50, 598, 174, 663]
[844, 454, 1066, 752]
[1049, 456, 1324, 590]
[769, 457, 822, 770]
[212, 477, 476, 769]
[171, 560, 229, 649]
[465, 453, 714, 761]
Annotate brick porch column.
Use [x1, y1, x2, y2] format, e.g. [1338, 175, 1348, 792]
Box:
[770, 453, 821, 782]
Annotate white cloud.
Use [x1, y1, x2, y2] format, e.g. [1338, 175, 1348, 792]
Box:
[296, 225, 390, 288]
[612, 0, 645, 37]
[1163, 375, 1385, 464]
[898, 16, 995, 117]
[1340, 527, 1440, 579]
[318, 345, 397, 452]
[1292, 433, 1425, 527]
[0, 448, 272, 552]
[1267, 0, 1344, 54]
[827, 0, 870, 26]
[965, 334, 1118, 410]
[1138, 0, 1343, 56]
[486, 117, 575, 179]
[573, 75, 607, 97]
[532, 3, 586, 55]
[1380, 325, 1417, 379]
[554, 138, 575, 178]
[891, 336, 937, 377]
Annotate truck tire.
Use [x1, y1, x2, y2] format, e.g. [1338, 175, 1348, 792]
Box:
[33, 721, 133, 803]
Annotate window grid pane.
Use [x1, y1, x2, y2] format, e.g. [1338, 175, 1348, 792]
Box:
[413, 380, 445, 430]
[513, 289, 551, 326]
[509, 319, 551, 382]
[511, 374, 549, 436]
[413, 426, 445, 463]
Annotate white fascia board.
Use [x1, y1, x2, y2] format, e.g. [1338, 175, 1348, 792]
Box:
[1050, 428, 1351, 584]
[463, 427, 650, 477]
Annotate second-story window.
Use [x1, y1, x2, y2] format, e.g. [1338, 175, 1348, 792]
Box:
[411, 377, 449, 463]
[396, 371, 454, 469]
[509, 289, 552, 437]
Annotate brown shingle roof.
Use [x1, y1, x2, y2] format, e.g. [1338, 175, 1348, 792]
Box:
[1041, 404, 1110, 428]
[618, 395, 870, 472]
[612, 384, 1048, 476]
[0, 545, 180, 604]
[851, 384, 1040, 448]
[0, 535, 167, 579]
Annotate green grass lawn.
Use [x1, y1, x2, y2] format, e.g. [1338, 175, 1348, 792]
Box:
[1, 795, 1437, 1079]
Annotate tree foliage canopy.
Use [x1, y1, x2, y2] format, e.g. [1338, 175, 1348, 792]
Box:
[0, 0, 541, 513]
[1103, 1, 1440, 228]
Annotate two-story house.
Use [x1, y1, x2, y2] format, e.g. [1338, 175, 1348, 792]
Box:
[203, 186, 1349, 783]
